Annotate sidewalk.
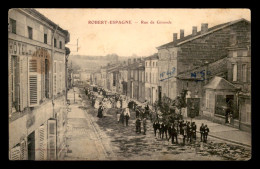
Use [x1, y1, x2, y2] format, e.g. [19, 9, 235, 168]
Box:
[183, 117, 251, 147]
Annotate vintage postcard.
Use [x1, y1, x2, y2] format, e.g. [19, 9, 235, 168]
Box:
[8, 8, 251, 160]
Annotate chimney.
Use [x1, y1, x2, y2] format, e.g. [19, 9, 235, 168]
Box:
[180, 29, 184, 39]
[201, 23, 208, 34]
[192, 26, 197, 36]
[173, 33, 178, 42]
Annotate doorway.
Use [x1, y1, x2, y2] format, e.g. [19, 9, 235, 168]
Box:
[27, 131, 35, 160]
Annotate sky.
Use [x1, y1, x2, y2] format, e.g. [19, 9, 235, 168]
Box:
[36, 8, 250, 57]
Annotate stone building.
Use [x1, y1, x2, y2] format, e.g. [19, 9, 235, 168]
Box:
[8, 8, 70, 160]
[156, 18, 251, 102]
[175, 20, 251, 132]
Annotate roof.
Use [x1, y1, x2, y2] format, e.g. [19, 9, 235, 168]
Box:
[144, 53, 159, 60]
[157, 18, 250, 50]
[204, 76, 240, 91]
[176, 56, 228, 80]
[22, 8, 69, 36]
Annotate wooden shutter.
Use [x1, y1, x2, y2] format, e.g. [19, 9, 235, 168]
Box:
[28, 56, 39, 107]
[19, 56, 29, 111]
[47, 119, 56, 160]
[20, 139, 27, 160]
[10, 145, 21, 160]
[35, 124, 47, 160]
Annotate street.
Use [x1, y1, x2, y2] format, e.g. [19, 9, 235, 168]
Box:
[63, 87, 251, 161]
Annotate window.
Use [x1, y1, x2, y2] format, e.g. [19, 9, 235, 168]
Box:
[28, 26, 33, 39]
[10, 18, 16, 34]
[44, 34, 47, 44]
[59, 41, 62, 49]
[54, 38, 57, 47]
[156, 62, 158, 67]
[232, 63, 237, 81]
[242, 64, 247, 82]
[153, 62, 155, 67]
[146, 62, 147, 67]
[146, 72, 148, 82]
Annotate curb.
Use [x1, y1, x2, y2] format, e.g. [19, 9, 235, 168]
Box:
[207, 133, 251, 148]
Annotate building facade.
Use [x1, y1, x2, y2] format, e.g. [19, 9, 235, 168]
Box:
[157, 19, 251, 102]
[144, 54, 159, 105]
[8, 8, 70, 160]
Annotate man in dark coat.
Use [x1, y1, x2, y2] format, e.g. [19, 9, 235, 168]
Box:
[136, 118, 141, 133]
[204, 125, 209, 143]
[143, 118, 147, 135]
[162, 122, 168, 139]
[144, 104, 150, 119]
[158, 122, 163, 139]
[192, 122, 197, 140]
[170, 123, 178, 144]
[153, 121, 159, 137]
[97, 104, 103, 118]
[186, 122, 192, 143]
[136, 107, 140, 118]
[200, 123, 205, 142]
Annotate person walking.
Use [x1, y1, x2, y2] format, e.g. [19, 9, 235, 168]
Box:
[97, 103, 103, 118]
[116, 108, 121, 123]
[124, 106, 131, 126]
[136, 117, 141, 133]
[204, 125, 209, 143]
[200, 123, 205, 142]
[136, 107, 140, 118]
[143, 118, 147, 135]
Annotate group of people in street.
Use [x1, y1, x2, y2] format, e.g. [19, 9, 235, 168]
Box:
[84, 86, 210, 145]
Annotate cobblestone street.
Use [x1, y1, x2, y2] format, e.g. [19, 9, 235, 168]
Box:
[63, 88, 251, 160]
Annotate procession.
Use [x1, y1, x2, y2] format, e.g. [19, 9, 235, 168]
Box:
[84, 86, 210, 146]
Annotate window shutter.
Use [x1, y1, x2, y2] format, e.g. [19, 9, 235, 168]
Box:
[19, 56, 28, 111]
[28, 57, 39, 107]
[20, 139, 27, 160]
[47, 119, 56, 160]
[10, 145, 21, 160]
[36, 124, 47, 160]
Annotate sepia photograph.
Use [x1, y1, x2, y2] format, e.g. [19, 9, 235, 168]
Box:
[8, 8, 251, 161]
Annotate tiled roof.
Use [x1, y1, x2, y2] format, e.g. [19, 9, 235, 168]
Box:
[176, 56, 228, 80]
[157, 18, 250, 49]
[144, 53, 159, 60]
[204, 76, 240, 91]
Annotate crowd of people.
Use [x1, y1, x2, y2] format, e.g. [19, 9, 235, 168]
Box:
[84, 86, 210, 145]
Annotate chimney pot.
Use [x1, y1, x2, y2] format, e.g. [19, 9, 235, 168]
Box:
[180, 29, 184, 39]
[192, 26, 197, 36]
[201, 23, 208, 34]
[173, 33, 178, 42]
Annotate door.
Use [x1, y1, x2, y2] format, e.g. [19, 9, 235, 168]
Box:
[28, 131, 35, 160]
[187, 98, 200, 118]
